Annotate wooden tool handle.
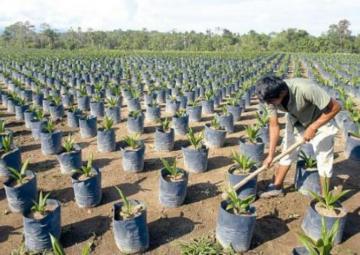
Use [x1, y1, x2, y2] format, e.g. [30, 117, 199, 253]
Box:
[221, 139, 305, 200]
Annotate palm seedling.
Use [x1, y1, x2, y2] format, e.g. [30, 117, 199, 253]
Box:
[79, 85, 87, 97]
[129, 110, 142, 118]
[160, 117, 171, 132]
[92, 94, 102, 103]
[187, 128, 203, 150]
[227, 97, 238, 107]
[102, 116, 114, 130]
[33, 107, 45, 121]
[256, 108, 269, 128]
[299, 150, 317, 169]
[308, 178, 350, 212]
[106, 97, 119, 108]
[204, 89, 214, 101]
[43, 120, 56, 133]
[124, 134, 141, 149]
[187, 99, 200, 107]
[210, 117, 221, 130]
[50, 233, 92, 255]
[1, 135, 13, 153]
[244, 125, 260, 143]
[161, 158, 183, 181]
[52, 95, 62, 106]
[73, 154, 94, 178]
[7, 159, 30, 185]
[175, 109, 187, 118]
[63, 135, 75, 152]
[179, 236, 223, 255]
[231, 151, 256, 175]
[115, 186, 143, 219]
[297, 217, 339, 255]
[31, 191, 51, 215]
[224, 185, 255, 215]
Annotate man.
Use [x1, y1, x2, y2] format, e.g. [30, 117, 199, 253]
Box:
[255, 75, 341, 198]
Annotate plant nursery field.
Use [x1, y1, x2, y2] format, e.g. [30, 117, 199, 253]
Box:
[0, 50, 359, 255]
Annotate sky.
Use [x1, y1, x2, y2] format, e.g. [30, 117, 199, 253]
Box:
[0, 0, 359, 35]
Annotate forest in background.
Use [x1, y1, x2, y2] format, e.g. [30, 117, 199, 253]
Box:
[1, 19, 359, 53]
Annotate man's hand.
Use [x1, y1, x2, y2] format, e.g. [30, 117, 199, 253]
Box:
[303, 126, 317, 141]
[263, 155, 274, 168]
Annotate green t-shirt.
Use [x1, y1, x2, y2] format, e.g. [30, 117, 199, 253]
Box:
[267, 78, 331, 129]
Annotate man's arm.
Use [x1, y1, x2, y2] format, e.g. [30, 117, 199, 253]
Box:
[303, 98, 342, 141]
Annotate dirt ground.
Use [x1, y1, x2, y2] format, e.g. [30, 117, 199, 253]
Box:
[0, 79, 360, 255]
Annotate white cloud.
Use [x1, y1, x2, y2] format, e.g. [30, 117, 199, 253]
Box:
[0, 0, 358, 35]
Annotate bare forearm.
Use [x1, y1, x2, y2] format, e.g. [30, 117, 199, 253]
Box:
[268, 125, 280, 157]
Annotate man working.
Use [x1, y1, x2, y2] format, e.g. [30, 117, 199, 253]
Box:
[255, 75, 341, 198]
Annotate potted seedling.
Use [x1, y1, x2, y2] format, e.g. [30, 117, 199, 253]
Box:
[166, 96, 180, 116]
[112, 187, 149, 253]
[61, 90, 74, 108]
[79, 113, 97, 138]
[204, 117, 226, 148]
[294, 218, 339, 255]
[226, 97, 242, 122]
[127, 88, 141, 111]
[4, 159, 37, 213]
[97, 116, 116, 152]
[301, 178, 349, 244]
[77, 85, 90, 111]
[121, 134, 145, 172]
[127, 110, 144, 134]
[228, 151, 257, 199]
[49, 95, 64, 121]
[183, 82, 195, 102]
[186, 99, 202, 123]
[345, 123, 360, 160]
[24, 105, 36, 129]
[0, 135, 22, 176]
[159, 158, 188, 207]
[15, 96, 29, 121]
[239, 125, 264, 166]
[71, 154, 102, 208]
[105, 97, 121, 124]
[90, 94, 105, 118]
[216, 105, 234, 133]
[40, 120, 62, 155]
[66, 104, 82, 128]
[23, 191, 61, 252]
[145, 101, 161, 122]
[295, 151, 320, 196]
[216, 186, 256, 252]
[256, 107, 269, 144]
[30, 107, 47, 140]
[182, 128, 208, 173]
[201, 89, 215, 115]
[42, 95, 52, 113]
[154, 118, 174, 151]
[172, 109, 189, 136]
[56, 135, 82, 174]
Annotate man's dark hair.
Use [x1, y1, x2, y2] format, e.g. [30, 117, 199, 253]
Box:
[255, 75, 288, 102]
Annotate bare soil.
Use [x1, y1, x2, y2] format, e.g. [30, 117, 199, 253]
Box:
[0, 84, 360, 254]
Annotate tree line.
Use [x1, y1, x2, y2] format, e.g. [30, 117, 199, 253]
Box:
[1, 19, 359, 53]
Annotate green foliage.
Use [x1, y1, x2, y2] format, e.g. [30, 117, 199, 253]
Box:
[161, 117, 171, 131]
[31, 191, 51, 215]
[174, 109, 187, 118]
[102, 116, 114, 130]
[63, 135, 75, 152]
[43, 120, 56, 133]
[210, 117, 221, 130]
[161, 158, 183, 180]
[0, 119, 6, 133]
[186, 128, 203, 150]
[1, 135, 13, 152]
[92, 94, 102, 103]
[298, 217, 339, 255]
[50, 233, 66, 255]
[73, 154, 94, 178]
[179, 236, 224, 255]
[299, 150, 317, 169]
[227, 97, 238, 106]
[8, 159, 30, 185]
[124, 134, 140, 149]
[128, 110, 142, 118]
[225, 186, 255, 215]
[244, 125, 260, 143]
[52, 95, 62, 106]
[187, 99, 199, 107]
[115, 186, 143, 219]
[106, 97, 119, 108]
[204, 89, 214, 101]
[33, 107, 45, 121]
[231, 151, 255, 174]
[308, 178, 350, 211]
[256, 108, 269, 127]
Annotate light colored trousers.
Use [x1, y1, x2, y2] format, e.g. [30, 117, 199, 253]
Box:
[279, 114, 338, 177]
